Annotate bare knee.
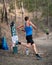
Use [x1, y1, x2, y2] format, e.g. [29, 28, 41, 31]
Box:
[32, 43, 36, 48]
[32, 43, 36, 46]
[27, 43, 31, 48]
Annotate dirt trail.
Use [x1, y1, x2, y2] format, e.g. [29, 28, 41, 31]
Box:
[0, 32, 52, 65]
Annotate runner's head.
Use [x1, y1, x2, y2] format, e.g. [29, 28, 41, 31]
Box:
[25, 16, 29, 21]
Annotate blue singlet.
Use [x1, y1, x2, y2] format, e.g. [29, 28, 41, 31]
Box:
[25, 23, 33, 36]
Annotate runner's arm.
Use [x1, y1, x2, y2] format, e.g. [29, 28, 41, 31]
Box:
[17, 25, 25, 32]
[17, 25, 24, 29]
[29, 21, 37, 30]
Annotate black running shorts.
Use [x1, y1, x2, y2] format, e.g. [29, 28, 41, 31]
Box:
[26, 35, 34, 45]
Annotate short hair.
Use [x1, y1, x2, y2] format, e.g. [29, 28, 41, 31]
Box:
[25, 16, 29, 21]
[10, 21, 14, 27]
